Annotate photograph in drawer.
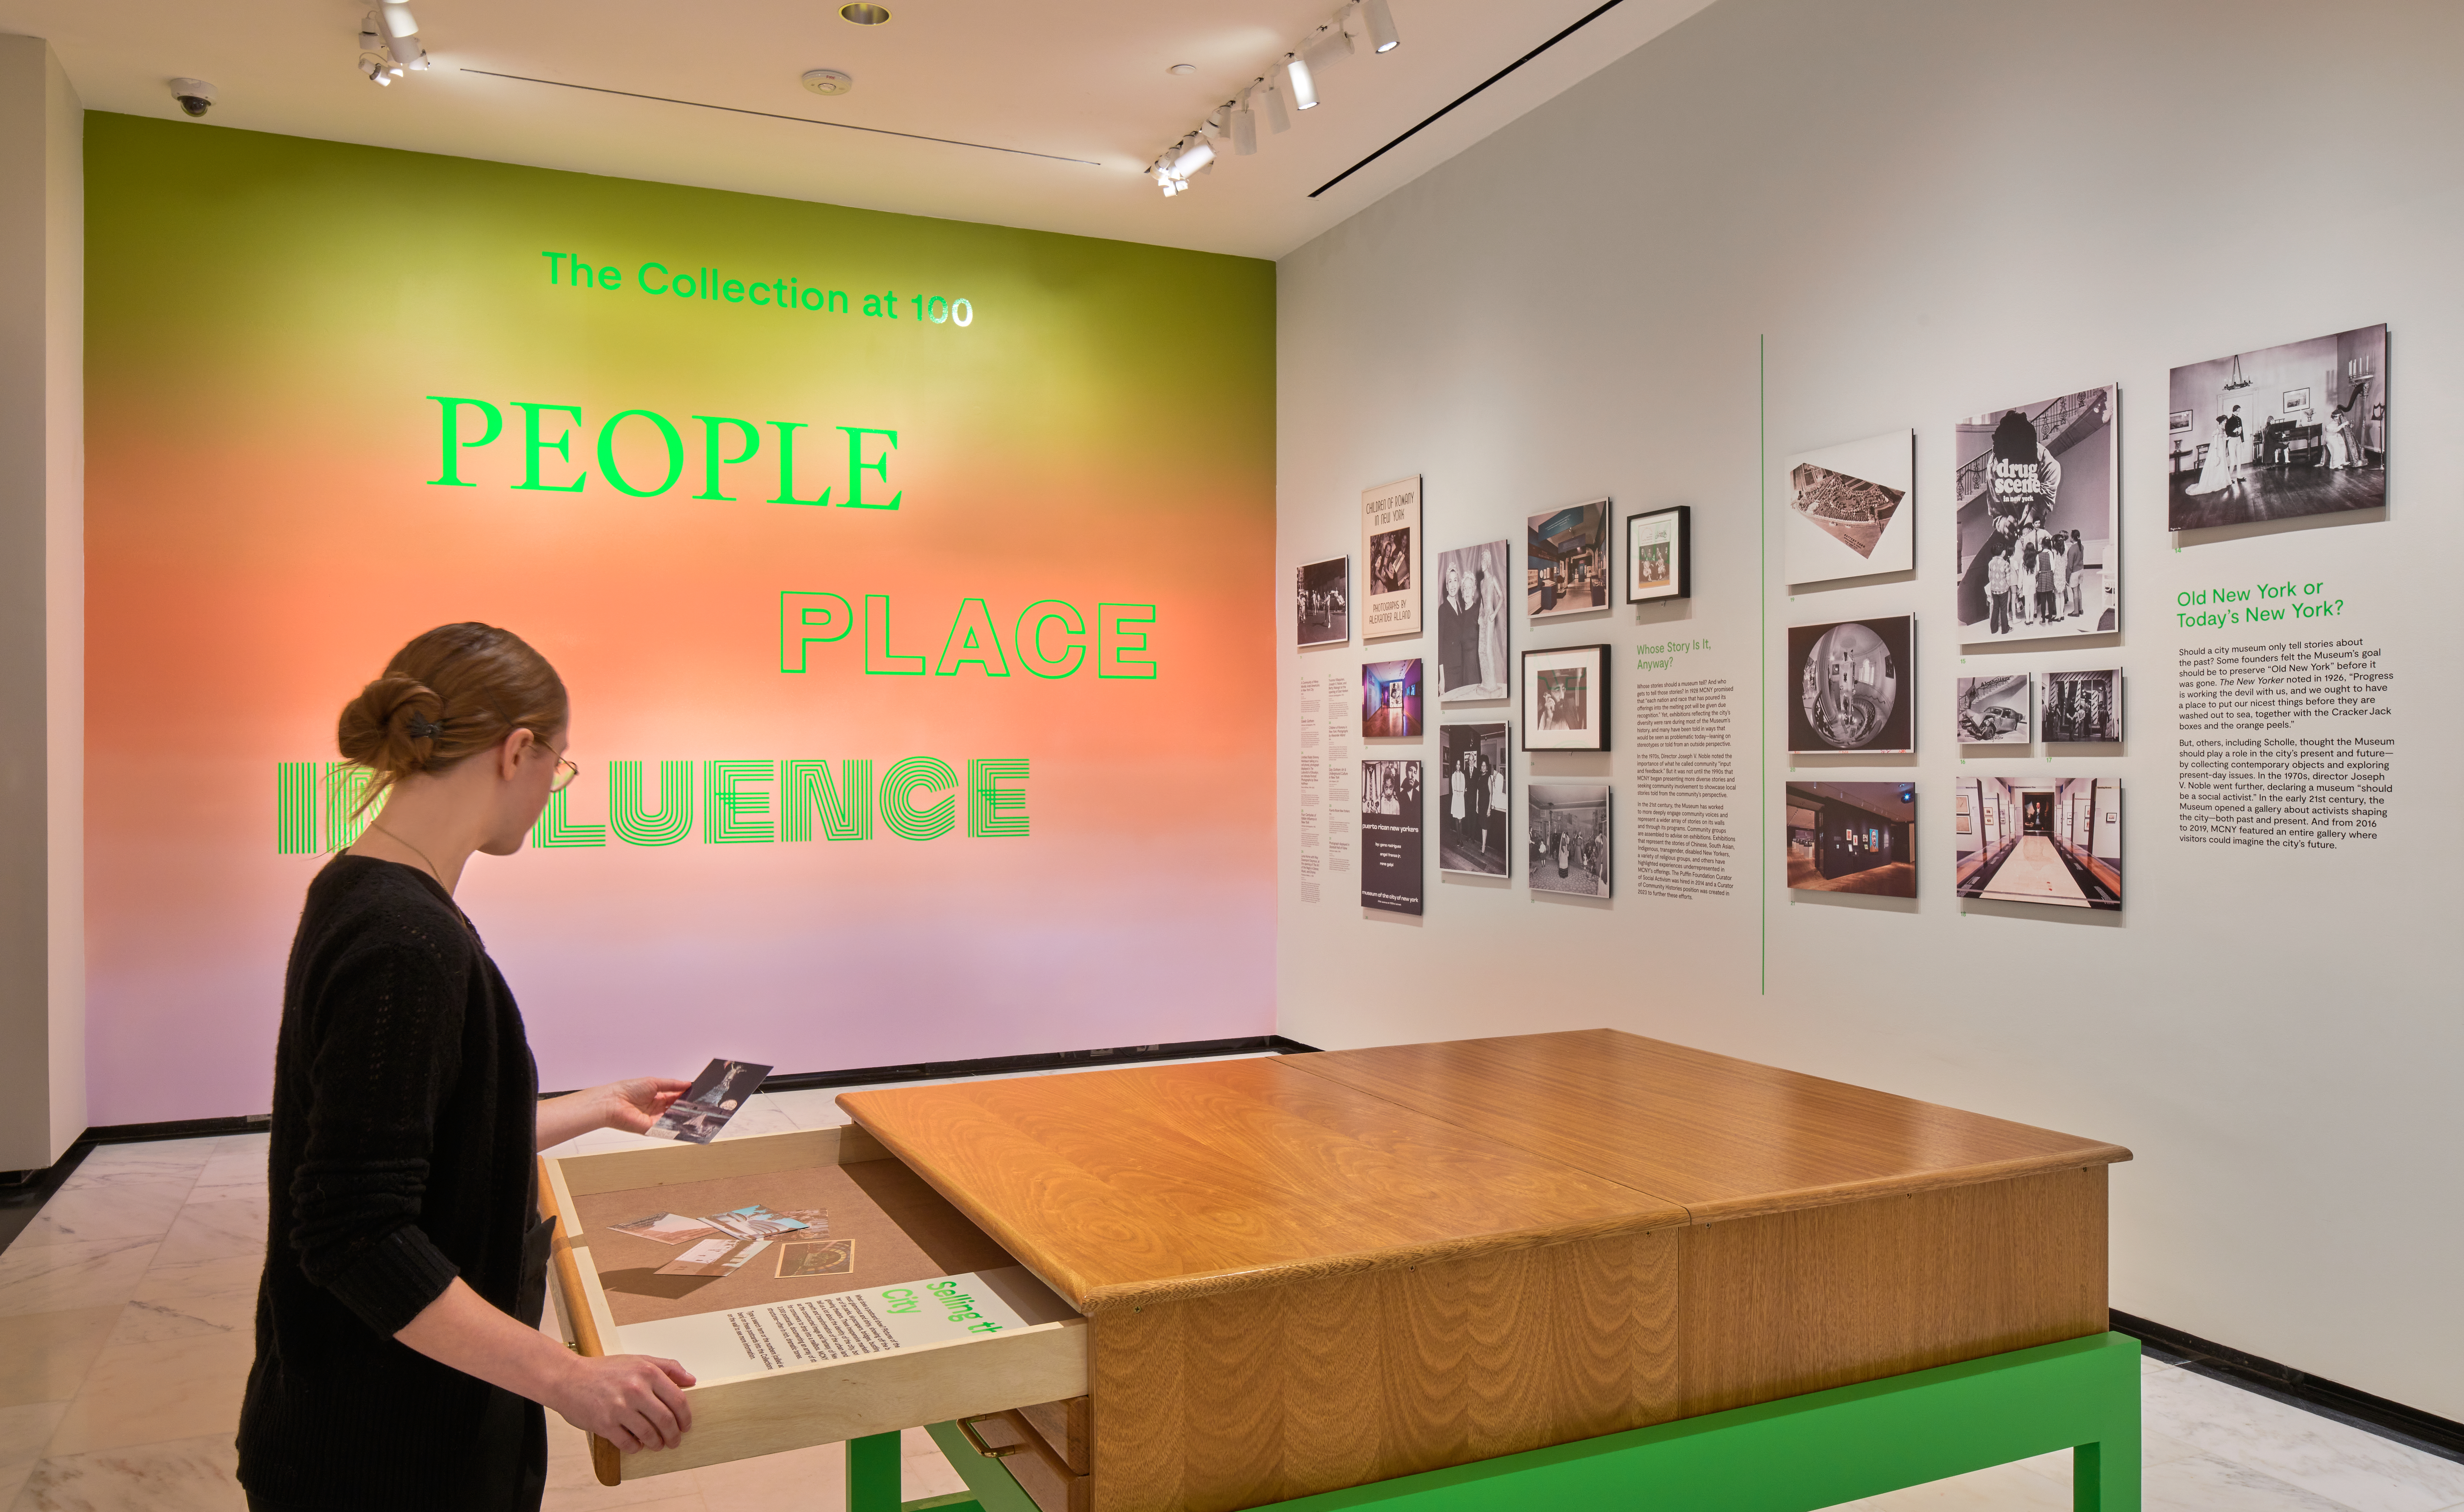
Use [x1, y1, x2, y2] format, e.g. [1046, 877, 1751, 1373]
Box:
[570, 1157, 1016, 1324]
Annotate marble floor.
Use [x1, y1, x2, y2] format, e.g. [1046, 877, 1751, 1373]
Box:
[5, 1066, 2459, 1512]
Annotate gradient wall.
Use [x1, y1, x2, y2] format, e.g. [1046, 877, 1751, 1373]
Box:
[85, 115, 1275, 1124]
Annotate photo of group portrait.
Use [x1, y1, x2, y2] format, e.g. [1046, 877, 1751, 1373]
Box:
[1954, 385, 2117, 642]
[1528, 782, 1610, 897]
[1437, 723, 1510, 876]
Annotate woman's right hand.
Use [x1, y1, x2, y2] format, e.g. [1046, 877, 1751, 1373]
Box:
[547, 1352, 697, 1452]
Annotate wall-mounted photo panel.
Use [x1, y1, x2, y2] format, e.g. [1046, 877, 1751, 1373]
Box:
[1433, 540, 1511, 700]
[1785, 431, 1913, 585]
[1954, 776, 2121, 911]
[1786, 616, 1914, 754]
[1955, 674, 2032, 746]
[1295, 556, 1349, 647]
[1521, 644, 1611, 751]
[2040, 670, 2123, 743]
[1529, 782, 1611, 897]
[1438, 723, 1510, 876]
[1362, 475, 1422, 639]
[1361, 658, 1423, 738]
[2169, 324, 2385, 530]
[1954, 385, 2117, 642]
[1625, 505, 1692, 602]
[1359, 759, 1425, 915]
[1785, 782, 1916, 899]
[1526, 499, 1609, 619]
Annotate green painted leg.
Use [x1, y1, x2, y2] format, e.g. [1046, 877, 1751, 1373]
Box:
[846, 1430, 902, 1512]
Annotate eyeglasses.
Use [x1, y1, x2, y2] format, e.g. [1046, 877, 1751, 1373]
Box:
[534, 738, 581, 793]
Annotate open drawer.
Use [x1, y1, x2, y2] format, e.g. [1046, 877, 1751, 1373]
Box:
[538, 1124, 1089, 1486]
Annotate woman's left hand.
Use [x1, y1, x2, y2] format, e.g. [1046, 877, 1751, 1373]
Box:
[601, 1077, 693, 1134]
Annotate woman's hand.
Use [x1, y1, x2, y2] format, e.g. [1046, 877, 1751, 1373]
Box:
[545, 1353, 697, 1452]
[599, 1077, 692, 1135]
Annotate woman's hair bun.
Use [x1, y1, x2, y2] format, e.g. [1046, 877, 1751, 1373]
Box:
[338, 675, 448, 777]
[332, 624, 568, 812]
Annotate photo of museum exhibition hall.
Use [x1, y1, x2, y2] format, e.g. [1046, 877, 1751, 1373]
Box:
[3, 2, 2459, 1510]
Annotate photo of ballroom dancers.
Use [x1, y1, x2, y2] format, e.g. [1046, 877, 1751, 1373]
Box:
[1528, 782, 1611, 897]
[2169, 325, 2386, 530]
[1361, 658, 1423, 737]
[1526, 500, 1609, 619]
[1786, 616, 1914, 753]
[1954, 776, 2120, 911]
[1785, 431, 1914, 586]
[2040, 670, 2123, 743]
[1296, 556, 1348, 647]
[1360, 759, 1425, 915]
[1434, 540, 1510, 699]
[1785, 782, 1916, 898]
[1955, 674, 2031, 746]
[1954, 385, 2117, 642]
[1438, 723, 1510, 876]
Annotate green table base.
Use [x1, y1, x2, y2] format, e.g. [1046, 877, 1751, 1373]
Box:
[860, 1331, 2141, 1512]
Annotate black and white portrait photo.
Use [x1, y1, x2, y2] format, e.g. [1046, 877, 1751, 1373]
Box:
[1528, 782, 1610, 897]
[1521, 645, 1611, 751]
[2040, 670, 2123, 743]
[1437, 723, 1510, 876]
[1954, 386, 2117, 642]
[1526, 499, 1609, 619]
[2169, 325, 2386, 531]
[1786, 617, 1913, 754]
[1296, 556, 1348, 647]
[1955, 674, 2032, 746]
[1434, 540, 1510, 699]
[1359, 759, 1425, 914]
[1361, 475, 1422, 638]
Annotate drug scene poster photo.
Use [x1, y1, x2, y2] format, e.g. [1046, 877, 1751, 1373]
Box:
[1954, 385, 2117, 642]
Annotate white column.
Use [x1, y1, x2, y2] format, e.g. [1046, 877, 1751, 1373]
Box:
[0, 34, 85, 1171]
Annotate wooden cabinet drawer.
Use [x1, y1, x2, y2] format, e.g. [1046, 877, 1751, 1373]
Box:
[540, 1124, 1089, 1484]
[962, 1401, 1090, 1512]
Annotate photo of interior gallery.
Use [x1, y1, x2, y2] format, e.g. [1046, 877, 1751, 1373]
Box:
[3, 4, 2457, 1512]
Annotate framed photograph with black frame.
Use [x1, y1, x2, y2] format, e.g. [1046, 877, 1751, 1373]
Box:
[1625, 505, 1691, 603]
[1521, 644, 1610, 751]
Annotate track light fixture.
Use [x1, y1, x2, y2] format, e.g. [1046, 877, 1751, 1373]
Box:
[1147, 0, 1403, 198]
[357, 2, 432, 86]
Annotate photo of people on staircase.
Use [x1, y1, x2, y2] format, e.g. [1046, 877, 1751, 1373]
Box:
[2168, 324, 2386, 530]
[1785, 782, 1917, 899]
[1528, 782, 1610, 897]
[1954, 776, 2121, 911]
[1438, 723, 1510, 876]
[1954, 385, 2117, 643]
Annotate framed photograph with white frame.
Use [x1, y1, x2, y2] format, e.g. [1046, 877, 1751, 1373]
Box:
[1625, 505, 1691, 603]
[1521, 644, 1610, 751]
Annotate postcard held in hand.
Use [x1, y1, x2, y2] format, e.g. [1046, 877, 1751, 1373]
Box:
[645, 1058, 772, 1143]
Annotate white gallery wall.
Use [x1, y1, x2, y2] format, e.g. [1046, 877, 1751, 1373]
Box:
[1275, 0, 2462, 1418]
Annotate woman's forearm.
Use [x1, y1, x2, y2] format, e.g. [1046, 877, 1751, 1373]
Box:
[536, 1088, 611, 1152]
[396, 1277, 581, 1402]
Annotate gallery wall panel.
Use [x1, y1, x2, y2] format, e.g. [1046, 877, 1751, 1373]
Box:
[86, 116, 1276, 1123]
[1274, 0, 2463, 1420]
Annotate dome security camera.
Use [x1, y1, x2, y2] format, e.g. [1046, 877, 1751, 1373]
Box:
[168, 78, 217, 118]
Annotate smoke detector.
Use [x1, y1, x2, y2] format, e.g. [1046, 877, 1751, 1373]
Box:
[800, 69, 854, 96]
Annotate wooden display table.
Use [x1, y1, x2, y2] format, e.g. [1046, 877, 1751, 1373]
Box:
[540, 1030, 2130, 1512]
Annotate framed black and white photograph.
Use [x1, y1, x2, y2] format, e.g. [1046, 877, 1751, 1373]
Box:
[1954, 776, 2121, 911]
[2040, 670, 2123, 743]
[1433, 540, 1510, 699]
[1295, 556, 1348, 647]
[1521, 644, 1610, 751]
[1359, 758, 1424, 915]
[1786, 616, 1914, 754]
[1528, 782, 1610, 897]
[1954, 385, 2117, 642]
[1625, 505, 1691, 603]
[1786, 782, 1916, 898]
[1361, 658, 1422, 738]
[1785, 431, 1913, 586]
[2168, 324, 2385, 531]
[1526, 499, 1609, 619]
[1955, 674, 2032, 746]
[1437, 723, 1510, 876]
[1361, 475, 1422, 639]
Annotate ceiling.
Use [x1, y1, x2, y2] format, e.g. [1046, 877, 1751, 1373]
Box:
[0, 0, 1712, 260]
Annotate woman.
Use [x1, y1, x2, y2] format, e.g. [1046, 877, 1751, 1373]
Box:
[1450, 752, 1468, 843]
[239, 624, 699, 1512]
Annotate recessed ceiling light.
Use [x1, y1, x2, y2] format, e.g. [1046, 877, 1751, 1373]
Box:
[800, 68, 853, 95]
[839, 3, 890, 23]
[1168, 63, 1195, 76]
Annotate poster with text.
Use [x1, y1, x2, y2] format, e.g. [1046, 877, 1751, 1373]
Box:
[1362, 476, 1423, 639]
[1954, 385, 2118, 642]
[1360, 759, 1425, 914]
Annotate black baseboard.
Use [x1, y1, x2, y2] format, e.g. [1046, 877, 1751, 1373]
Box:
[0, 1141, 92, 1257]
[83, 1113, 272, 1146]
[2112, 1310, 2464, 1464]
